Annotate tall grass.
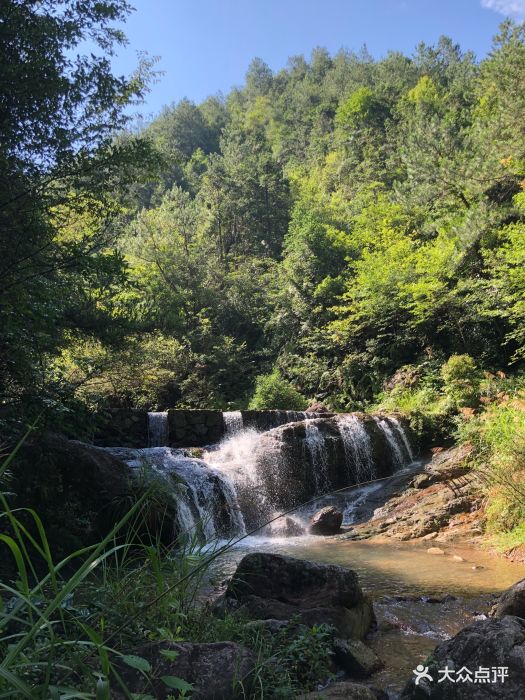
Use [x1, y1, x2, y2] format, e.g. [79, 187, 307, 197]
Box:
[0, 429, 198, 699]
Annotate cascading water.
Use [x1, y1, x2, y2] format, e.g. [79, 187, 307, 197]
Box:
[389, 416, 414, 462]
[129, 411, 415, 543]
[223, 410, 243, 436]
[373, 416, 406, 469]
[336, 414, 375, 481]
[203, 428, 273, 528]
[148, 411, 169, 447]
[304, 422, 330, 494]
[108, 447, 245, 540]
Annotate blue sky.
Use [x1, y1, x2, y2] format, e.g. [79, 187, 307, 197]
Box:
[109, 0, 525, 118]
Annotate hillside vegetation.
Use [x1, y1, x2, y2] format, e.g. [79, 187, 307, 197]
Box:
[1, 2, 525, 541]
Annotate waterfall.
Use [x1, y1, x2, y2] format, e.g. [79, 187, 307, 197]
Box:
[203, 428, 272, 528]
[223, 410, 243, 436]
[373, 416, 406, 469]
[126, 412, 415, 542]
[389, 416, 414, 462]
[336, 414, 374, 481]
[148, 412, 169, 447]
[109, 447, 245, 540]
[304, 422, 330, 494]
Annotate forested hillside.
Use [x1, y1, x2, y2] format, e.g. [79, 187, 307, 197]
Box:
[2, 2, 525, 428]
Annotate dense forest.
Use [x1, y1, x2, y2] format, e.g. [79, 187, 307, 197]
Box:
[2, 1, 525, 433]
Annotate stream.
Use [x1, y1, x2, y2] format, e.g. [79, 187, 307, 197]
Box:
[113, 411, 525, 697]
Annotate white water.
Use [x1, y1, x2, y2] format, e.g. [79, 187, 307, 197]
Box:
[374, 416, 405, 469]
[337, 414, 375, 481]
[203, 427, 262, 485]
[390, 416, 415, 462]
[304, 422, 330, 494]
[223, 410, 243, 436]
[147, 411, 169, 447]
[119, 412, 414, 543]
[109, 446, 245, 539]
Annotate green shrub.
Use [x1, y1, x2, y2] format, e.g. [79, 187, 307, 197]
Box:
[457, 401, 525, 542]
[249, 370, 307, 410]
[441, 354, 481, 408]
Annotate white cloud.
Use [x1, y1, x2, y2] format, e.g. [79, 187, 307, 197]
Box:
[481, 0, 525, 17]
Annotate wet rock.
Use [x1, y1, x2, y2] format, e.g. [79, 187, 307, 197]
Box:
[332, 638, 383, 677]
[413, 473, 435, 489]
[310, 506, 343, 535]
[300, 681, 378, 699]
[274, 516, 305, 537]
[401, 616, 525, 699]
[220, 553, 374, 640]
[307, 401, 331, 413]
[12, 434, 177, 555]
[493, 578, 525, 619]
[114, 641, 255, 699]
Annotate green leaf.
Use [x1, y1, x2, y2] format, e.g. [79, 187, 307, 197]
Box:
[161, 676, 193, 692]
[121, 655, 151, 673]
[159, 649, 180, 661]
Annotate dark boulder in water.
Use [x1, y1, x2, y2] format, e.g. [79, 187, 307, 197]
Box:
[401, 616, 525, 699]
[492, 578, 525, 620]
[218, 552, 375, 639]
[309, 505, 343, 535]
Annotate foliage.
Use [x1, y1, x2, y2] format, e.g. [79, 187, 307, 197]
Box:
[441, 354, 481, 408]
[457, 395, 525, 540]
[249, 371, 307, 410]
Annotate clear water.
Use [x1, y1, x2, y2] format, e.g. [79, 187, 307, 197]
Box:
[204, 532, 524, 696]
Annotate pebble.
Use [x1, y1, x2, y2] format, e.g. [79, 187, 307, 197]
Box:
[452, 555, 464, 562]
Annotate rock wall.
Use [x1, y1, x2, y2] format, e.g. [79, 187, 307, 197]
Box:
[253, 414, 413, 512]
[92, 408, 335, 447]
[93, 408, 148, 447]
[167, 409, 224, 447]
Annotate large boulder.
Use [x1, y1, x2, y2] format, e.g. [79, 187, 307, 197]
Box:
[114, 641, 255, 699]
[332, 638, 383, 677]
[220, 553, 374, 639]
[401, 616, 525, 699]
[310, 506, 343, 535]
[493, 578, 525, 619]
[10, 433, 177, 556]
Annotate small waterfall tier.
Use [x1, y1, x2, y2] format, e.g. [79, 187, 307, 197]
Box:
[106, 447, 245, 541]
[223, 410, 243, 436]
[204, 413, 414, 529]
[147, 411, 169, 447]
